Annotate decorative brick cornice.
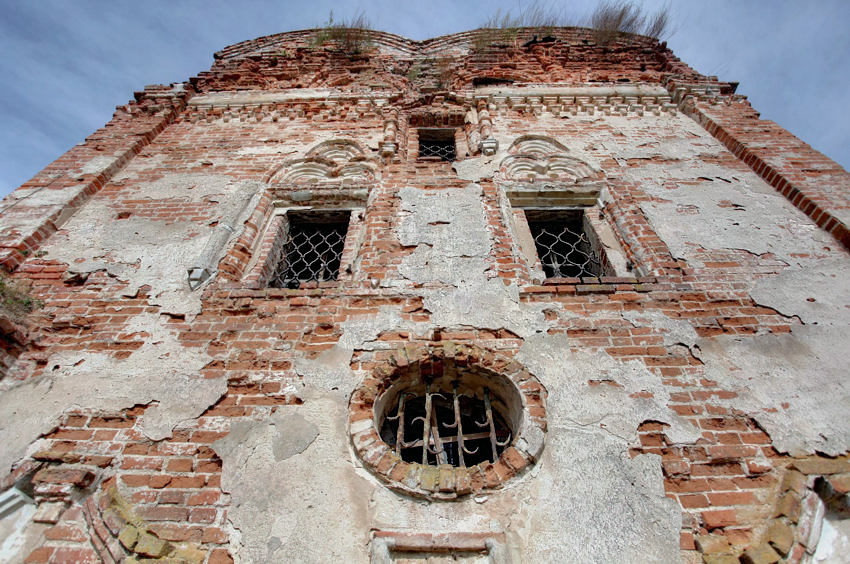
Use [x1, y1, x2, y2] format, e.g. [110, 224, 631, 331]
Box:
[471, 84, 678, 117]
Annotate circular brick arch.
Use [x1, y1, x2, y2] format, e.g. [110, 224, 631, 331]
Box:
[348, 342, 547, 500]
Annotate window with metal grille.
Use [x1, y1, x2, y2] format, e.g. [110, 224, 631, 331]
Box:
[380, 385, 512, 468]
[526, 210, 603, 278]
[418, 128, 456, 161]
[269, 212, 348, 288]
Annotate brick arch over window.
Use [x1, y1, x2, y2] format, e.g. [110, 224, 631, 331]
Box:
[349, 343, 547, 500]
[500, 135, 604, 183]
[269, 139, 378, 184]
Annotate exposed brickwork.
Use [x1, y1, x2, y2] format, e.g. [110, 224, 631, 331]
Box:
[348, 342, 546, 499]
[1, 26, 847, 563]
[670, 81, 850, 251]
[0, 85, 191, 272]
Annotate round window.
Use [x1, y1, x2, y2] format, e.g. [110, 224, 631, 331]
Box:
[349, 344, 547, 500]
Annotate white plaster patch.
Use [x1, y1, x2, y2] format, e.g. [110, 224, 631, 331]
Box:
[211, 403, 371, 563]
[695, 325, 850, 456]
[750, 257, 850, 326]
[639, 177, 834, 262]
[79, 155, 119, 176]
[40, 174, 260, 316]
[294, 346, 356, 395]
[517, 333, 701, 445]
[0, 185, 88, 245]
[422, 278, 548, 339]
[0, 313, 224, 475]
[294, 307, 430, 396]
[452, 154, 501, 182]
[517, 427, 681, 563]
[396, 184, 491, 287]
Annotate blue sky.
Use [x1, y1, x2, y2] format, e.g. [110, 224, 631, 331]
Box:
[1, 0, 848, 197]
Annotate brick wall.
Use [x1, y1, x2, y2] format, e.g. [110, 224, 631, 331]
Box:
[1, 27, 848, 564]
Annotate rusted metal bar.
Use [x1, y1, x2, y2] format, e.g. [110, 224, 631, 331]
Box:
[395, 431, 495, 449]
[448, 385, 466, 467]
[476, 388, 499, 463]
[428, 396, 448, 465]
[419, 386, 434, 464]
[386, 393, 409, 455]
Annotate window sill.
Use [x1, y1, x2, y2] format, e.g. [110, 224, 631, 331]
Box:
[521, 276, 666, 296]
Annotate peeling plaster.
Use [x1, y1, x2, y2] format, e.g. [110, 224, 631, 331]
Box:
[274, 176, 692, 560]
[0, 184, 88, 244]
[396, 184, 491, 287]
[422, 278, 548, 339]
[78, 155, 119, 177]
[15, 112, 825, 558]
[517, 428, 681, 563]
[212, 404, 371, 563]
[695, 325, 850, 456]
[638, 175, 834, 262]
[294, 307, 429, 397]
[452, 155, 501, 182]
[0, 313, 225, 475]
[40, 173, 260, 316]
[0, 174, 260, 473]
[623, 310, 699, 347]
[750, 257, 850, 326]
[395, 184, 550, 339]
[594, 116, 840, 264]
[517, 333, 701, 445]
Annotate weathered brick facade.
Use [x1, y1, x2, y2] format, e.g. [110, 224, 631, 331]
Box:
[1, 27, 849, 563]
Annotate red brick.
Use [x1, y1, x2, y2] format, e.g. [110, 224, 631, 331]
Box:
[209, 549, 235, 564]
[186, 489, 221, 506]
[139, 505, 189, 521]
[189, 507, 218, 523]
[708, 491, 756, 506]
[44, 524, 87, 542]
[702, 509, 738, 529]
[121, 474, 150, 487]
[166, 475, 206, 489]
[24, 547, 54, 563]
[165, 458, 194, 472]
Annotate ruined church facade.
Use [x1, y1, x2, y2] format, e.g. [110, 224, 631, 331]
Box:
[1, 27, 849, 563]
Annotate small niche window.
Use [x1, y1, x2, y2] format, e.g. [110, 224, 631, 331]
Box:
[270, 211, 349, 288]
[526, 209, 603, 278]
[418, 128, 457, 161]
[371, 531, 508, 563]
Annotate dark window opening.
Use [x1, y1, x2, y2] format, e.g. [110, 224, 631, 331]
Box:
[527, 210, 602, 278]
[418, 128, 456, 161]
[380, 387, 512, 468]
[473, 76, 515, 87]
[270, 212, 348, 288]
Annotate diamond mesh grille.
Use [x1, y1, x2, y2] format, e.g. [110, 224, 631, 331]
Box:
[270, 222, 347, 288]
[529, 219, 602, 278]
[418, 139, 456, 161]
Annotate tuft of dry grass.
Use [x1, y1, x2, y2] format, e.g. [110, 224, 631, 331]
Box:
[589, 1, 671, 44]
[474, 1, 671, 51]
[311, 10, 374, 54]
[644, 7, 671, 39]
[0, 273, 40, 320]
[475, 1, 573, 51]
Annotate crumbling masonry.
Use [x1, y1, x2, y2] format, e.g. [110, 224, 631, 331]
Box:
[1, 27, 849, 563]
